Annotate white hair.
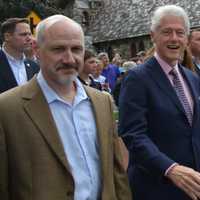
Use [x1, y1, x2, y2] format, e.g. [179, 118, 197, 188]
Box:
[150, 5, 190, 35]
[35, 14, 83, 45]
[122, 61, 137, 71]
[97, 52, 109, 60]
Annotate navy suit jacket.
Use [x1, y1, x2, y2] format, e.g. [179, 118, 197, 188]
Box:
[0, 50, 39, 93]
[119, 56, 200, 200]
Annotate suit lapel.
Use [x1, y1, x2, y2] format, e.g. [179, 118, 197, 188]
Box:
[24, 60, 33, 80]
[24, 59, 37, 80]
[84, 86, 110, 172]
[22, 78, 71, 172]
[0, 50, 37, 86]
[146, 57, 186, 115]
[0, 50, 18, 87]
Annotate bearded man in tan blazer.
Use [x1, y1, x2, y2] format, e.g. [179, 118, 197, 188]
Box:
[0, 15, 131, 200]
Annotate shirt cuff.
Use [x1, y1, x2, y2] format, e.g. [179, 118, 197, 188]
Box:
[164, 163, 178, 176]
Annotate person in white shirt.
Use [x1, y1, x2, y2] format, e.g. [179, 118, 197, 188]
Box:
[0, 18, 39, 93]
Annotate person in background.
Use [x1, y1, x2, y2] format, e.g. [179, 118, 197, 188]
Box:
[181, 47, 196, 72]
[92, 60, 110, 92]
[93, 60, 106, 83]
[136, 50, 146, 64]
[78, 50, 102, 91]
[112, 52, 122, 68]
[119, 5, 200, 200]
[188, 28, 200, 76]
[0, 17, 39, 93]
[0, 14, 132, 200]
[24, 36, 38, 62]
[98, 52, 120, 92]
[113, 61, 137, 106]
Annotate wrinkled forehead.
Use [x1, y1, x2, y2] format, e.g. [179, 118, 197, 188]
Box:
[158, 16, 187, 31]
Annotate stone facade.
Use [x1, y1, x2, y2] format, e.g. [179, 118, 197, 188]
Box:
[59, 0, 94, 49]
[31, 0, 200, 59]
[87, 0, 200, 58]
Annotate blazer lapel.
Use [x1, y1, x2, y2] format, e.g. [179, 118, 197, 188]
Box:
[146, 57, 186, 116]
[22, 78, 71, 172]
[0, 50, 17, 87]
[24, 60, 32, 80]
[24, 59, 37, 80]
[84, 86, 110, 173]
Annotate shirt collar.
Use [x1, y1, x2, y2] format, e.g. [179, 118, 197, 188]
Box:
[154, 52, 178, 75]
[2, 46, 25, 63]
[37, 71, 89, 105]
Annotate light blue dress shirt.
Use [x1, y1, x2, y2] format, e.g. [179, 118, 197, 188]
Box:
[37, 72, 101, 200]
[2, 47, 27, 85]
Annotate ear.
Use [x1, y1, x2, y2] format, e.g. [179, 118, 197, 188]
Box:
[4, 33, 11, 42]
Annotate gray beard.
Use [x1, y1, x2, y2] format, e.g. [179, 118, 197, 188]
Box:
[58, 72, 78, 89]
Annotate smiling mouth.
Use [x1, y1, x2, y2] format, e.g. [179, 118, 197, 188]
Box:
[167, 45, 180, 49]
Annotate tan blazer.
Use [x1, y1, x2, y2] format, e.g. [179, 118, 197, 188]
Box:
[0, 77, 131, 200]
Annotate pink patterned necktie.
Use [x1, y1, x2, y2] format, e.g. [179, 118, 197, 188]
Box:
[169, 68, 193, 125]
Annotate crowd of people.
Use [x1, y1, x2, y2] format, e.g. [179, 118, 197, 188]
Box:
[0, 4, 200, 200]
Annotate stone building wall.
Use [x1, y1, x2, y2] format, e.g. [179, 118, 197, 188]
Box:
[33, 0, 200, 59]
[88, 0, 200, 59]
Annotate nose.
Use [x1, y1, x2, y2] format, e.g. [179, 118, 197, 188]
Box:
[171, 30, 179, 40]
[62, 50, 76, 64]
[27, 32, 32, 39]
[94, 61, 98, 68]
[26, 34, 32, 43]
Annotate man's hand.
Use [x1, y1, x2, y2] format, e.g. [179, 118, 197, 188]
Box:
[167, 165, 200, 200]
